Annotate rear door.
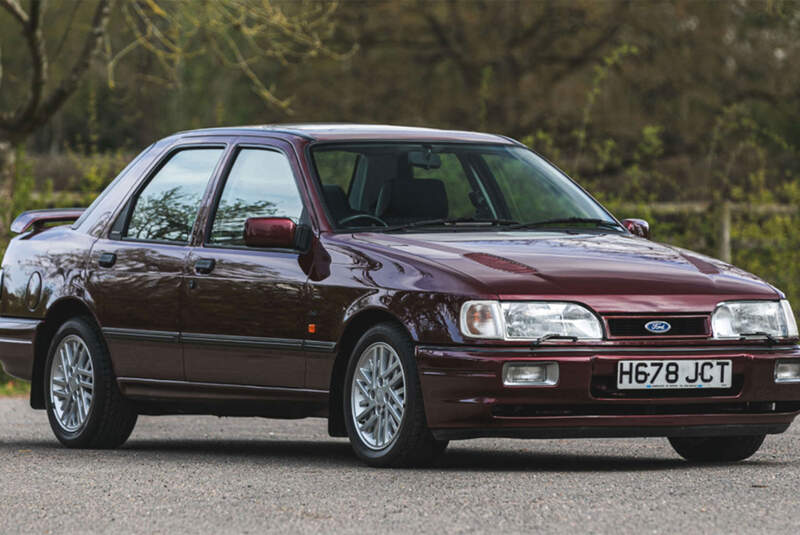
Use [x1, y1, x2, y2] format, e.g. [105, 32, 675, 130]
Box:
[181, 141, 310, 387]
[88, 143, 227, 381]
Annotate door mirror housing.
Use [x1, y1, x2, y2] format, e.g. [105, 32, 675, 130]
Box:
[622, 218, 650, 239]
[244, 217, 297, 248]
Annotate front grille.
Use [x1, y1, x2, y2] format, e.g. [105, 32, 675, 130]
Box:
[605, 315, 709, 338]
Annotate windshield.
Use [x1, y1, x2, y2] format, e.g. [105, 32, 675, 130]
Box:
[310, 143, 618, 232]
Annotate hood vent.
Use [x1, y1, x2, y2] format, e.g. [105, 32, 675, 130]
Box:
[463, 252, 537, 275]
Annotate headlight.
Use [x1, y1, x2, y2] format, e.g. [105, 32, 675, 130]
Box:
[711, 300, 799, 340]
[460, 300, 603, 341]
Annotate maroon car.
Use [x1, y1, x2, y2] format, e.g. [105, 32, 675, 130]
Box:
[1, 124, 799, 467]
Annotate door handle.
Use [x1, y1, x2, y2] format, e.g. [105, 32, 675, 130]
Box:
[98, 252, 116, 268]
[194, 258, 216, 274]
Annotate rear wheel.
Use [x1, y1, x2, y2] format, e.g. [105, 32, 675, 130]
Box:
[668, 434, 765, 462]
[343, 323, 448, 467]
[45, 317, 137, 448]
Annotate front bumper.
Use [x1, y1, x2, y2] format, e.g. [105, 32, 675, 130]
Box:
[416, 344, 800, 440]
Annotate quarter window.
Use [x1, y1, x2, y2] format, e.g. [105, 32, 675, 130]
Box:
[125, 148, 223, 243]
[209, 148, 304, 246]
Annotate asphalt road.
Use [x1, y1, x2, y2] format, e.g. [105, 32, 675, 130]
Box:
[1, 398, 799, 534]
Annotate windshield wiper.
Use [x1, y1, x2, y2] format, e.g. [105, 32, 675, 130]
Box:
[507, 217, 623, 231]
[382, 217, 519, 232]
[530, 334, 579, 346]
[739, 332, 779, 344]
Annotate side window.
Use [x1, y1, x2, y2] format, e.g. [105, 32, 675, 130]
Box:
[124, 148, 223, 243]
[209, 148, 304, 246]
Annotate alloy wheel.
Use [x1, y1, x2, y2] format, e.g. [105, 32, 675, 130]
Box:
[350, 341, 407, 450]
[49, 334, 95, 432]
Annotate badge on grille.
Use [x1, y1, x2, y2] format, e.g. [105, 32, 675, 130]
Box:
[644, 320, 672, 334]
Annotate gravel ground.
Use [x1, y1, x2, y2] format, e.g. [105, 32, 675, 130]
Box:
[0, 397, 798, 534]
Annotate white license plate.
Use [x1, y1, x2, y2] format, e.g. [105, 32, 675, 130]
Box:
[617, 359, 732, 390]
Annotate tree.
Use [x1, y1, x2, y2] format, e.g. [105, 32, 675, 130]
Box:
[0, 0, 112, 230]
[0, 0, 343, 235]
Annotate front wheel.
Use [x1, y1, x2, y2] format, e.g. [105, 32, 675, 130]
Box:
[45, 317, 138, 448]
[343, 323, 448, 467]
[668, 435, 765, 462]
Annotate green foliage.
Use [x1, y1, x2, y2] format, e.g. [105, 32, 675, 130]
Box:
[7, 1, 800, 388]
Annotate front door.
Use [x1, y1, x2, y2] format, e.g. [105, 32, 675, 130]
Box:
[181, 144, 309, 387]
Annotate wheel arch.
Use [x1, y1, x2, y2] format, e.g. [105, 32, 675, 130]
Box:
[327, 307, 412, 437]
[31, 297, 101, 409]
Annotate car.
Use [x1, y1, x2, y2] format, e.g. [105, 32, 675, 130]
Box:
[1, 123, 799, 467]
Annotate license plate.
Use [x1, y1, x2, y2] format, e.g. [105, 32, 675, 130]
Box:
[617, 359, 732, 390]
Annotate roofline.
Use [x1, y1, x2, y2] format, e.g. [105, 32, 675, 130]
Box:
[169, 124, 522, 145]
[174, 126, 316, 141]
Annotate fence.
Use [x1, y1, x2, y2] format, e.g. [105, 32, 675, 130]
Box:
[618, 201, 797, 263]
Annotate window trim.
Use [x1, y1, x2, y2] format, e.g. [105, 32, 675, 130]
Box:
[108, 143, 228, 245]
[202, 143, 307, 253]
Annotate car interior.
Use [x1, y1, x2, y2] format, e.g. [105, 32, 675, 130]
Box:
[317, 149, 476, 227]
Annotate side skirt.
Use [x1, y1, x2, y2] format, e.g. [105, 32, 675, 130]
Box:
[117, 377, 329, 418]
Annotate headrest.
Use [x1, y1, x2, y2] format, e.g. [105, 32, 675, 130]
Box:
[376, 179, 448, 220]
[322, 184, 350, 221]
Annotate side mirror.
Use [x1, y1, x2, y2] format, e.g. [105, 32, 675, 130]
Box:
[244, 217, 296, 248]
[622, 218, 650, 239]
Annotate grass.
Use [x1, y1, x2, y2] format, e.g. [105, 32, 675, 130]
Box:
[0, 380, 31, 397]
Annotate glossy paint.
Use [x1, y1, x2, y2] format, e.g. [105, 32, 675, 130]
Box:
[0, 124, 798, 438]
[244, 217, 297, 248]
[10, 208, 85, 234]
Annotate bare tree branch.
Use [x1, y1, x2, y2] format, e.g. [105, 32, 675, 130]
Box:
[13, 0, 48, 130]
[0, 0, 28, 25]
[30, 0, 113, 135]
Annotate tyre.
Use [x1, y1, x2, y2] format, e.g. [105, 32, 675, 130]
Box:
[668, 434, 765, 462]
[343, 323, 448, 467]
[44, 317, 137, 448]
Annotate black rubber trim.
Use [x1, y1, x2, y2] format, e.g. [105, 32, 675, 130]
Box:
[304, 340, 337, 352]
[431, 423, 792, 441]
[101, 328, 337, 352]
[417, 344, 800, 355]
[102, 328, 180, 344]
[182, 332, 302, 350]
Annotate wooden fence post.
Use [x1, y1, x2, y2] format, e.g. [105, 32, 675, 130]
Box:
[719, 201, 732, 263]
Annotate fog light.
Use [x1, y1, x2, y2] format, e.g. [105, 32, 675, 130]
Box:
[775, 361, 800, 383]
[503, 362, 559, 386]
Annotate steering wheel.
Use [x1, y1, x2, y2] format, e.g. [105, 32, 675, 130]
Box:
[338, 214, 389, 227]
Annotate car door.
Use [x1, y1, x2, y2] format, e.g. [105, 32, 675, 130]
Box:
[181, 142, 309, 387]
[88, 144, 227, 381]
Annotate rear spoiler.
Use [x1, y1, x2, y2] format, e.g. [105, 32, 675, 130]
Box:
[10, 208, 86, 234]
